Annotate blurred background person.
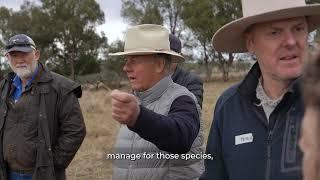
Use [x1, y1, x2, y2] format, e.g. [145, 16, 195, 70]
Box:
[169, 34, 204, 108]
[300, 53, 320, 180]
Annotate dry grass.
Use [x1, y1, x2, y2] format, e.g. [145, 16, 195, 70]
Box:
[66, 89, 119, 180]
[201, 81, 236, 143]
[66, 81, 237, 179]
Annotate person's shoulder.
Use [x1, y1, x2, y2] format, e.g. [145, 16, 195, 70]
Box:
[180, 67, 201, 79]
[177, 67, 203, 85]
[165, 81, 196, 103]
[50, 71, 76, 84]
[186, 70, 202, 84]
[0, 72, 15, 88]
[0, 78, 6, 90]
[50, 71, 82, 97]
[171, 81, 193, 95]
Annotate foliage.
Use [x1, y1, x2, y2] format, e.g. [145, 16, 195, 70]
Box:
[121, 0, 163, 25]
[180, 0, 242, 81]
[103, 40, 126, 78]
[121, 0, 185, 34]
[120, 0, 242, 81]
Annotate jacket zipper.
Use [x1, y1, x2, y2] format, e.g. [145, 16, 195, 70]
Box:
[265, 130, 273, 180]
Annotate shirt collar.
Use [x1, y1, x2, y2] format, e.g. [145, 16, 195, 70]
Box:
[238, 62, 301, 101]
[134, 75, 173, 106]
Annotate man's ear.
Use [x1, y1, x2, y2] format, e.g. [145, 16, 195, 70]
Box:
[155, 58, 166, 73]
[34, 50, 40, 61]
[244, 32, 255, 54]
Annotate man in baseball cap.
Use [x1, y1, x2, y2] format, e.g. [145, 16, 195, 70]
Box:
[0, 34, 86, 180]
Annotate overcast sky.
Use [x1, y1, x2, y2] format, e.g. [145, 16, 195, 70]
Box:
[0, 0, 127, 43]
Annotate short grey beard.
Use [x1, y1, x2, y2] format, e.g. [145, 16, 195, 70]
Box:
[10, 60, 38, 79]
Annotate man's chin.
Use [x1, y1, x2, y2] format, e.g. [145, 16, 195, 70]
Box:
[278, 71, 302, 81]
[15, 70, 32, 79]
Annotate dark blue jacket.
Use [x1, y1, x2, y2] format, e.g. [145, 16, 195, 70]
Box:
[200, 63, 303, 180]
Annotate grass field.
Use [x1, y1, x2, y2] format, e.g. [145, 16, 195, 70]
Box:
[65, 81, 237, 180]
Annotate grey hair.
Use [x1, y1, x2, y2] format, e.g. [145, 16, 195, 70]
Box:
[155, 53, 172, 74]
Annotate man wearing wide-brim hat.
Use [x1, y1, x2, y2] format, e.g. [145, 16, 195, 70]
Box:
[110, 24, 204, 180]
[201, 0, 320, 180]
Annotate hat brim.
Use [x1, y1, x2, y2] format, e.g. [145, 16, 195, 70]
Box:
[5, 46, 35, 54]
[109, 50, 185, 62]
[212, 4, 320, 53]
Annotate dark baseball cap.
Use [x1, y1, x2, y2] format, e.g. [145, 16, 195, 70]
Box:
[169, 34, 181, 53]
[5, 34, 36, 54]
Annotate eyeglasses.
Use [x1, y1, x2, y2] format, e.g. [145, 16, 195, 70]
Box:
[5, 38, 36, 50]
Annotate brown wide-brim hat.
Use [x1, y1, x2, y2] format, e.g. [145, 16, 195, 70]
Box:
[212, 0, 320, 53]
[110, 24, 184, 62]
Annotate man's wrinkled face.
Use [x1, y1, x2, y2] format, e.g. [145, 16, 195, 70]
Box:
[123, 55, 165, 92]
[6, 50, 39, 79]
[246, 17, 309, 81]
[299, 106, 320, 180]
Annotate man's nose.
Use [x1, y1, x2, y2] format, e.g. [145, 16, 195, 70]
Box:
[283, 31, 297, 48]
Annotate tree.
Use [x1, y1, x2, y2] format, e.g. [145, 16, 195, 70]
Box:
[180, 0, 242, 81]
[180, 0, 218, 81]
[211, 0, 242, 81]
[105, 40, 126, 78]
[40, 0, 106, 79]
[101, 40, 126, 88]
[120, 0, 243, 81]
[0, 7, 11, 78]
[121, 0, 163, 25]
[121, 0, 186, 34]
[158, 0, 185, 35]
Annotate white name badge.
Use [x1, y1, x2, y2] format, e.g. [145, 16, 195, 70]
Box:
[235, 133, 254, 145]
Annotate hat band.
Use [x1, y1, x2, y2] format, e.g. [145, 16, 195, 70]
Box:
[6, 43, 36, 50]
[125, 47, 170, 52]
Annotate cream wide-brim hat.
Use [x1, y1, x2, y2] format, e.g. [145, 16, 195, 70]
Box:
[212, 0, 320, 53]
[109, 24, 184, 62]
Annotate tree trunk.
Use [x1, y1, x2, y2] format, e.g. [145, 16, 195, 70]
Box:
[70, 56, 75, 80]
[67, 47, 76, 80]
[203, 44, 212, 82]
[222, 64, 229, 82]
[205, 62, 212, 82]
[218, 52, 234, 82]
[68, 38, 78, 80]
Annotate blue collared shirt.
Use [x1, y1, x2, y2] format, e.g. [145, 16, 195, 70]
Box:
[11, 64, 39, 102]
